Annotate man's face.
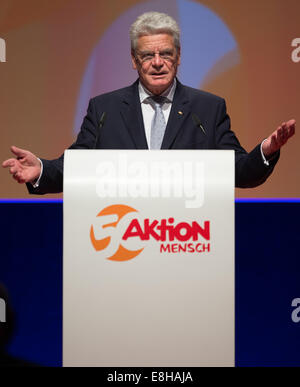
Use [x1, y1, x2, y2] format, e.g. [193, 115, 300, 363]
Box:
[131, 33, 180, 95]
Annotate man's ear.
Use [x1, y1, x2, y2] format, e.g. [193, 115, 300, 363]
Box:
[131, 51, 137, 70]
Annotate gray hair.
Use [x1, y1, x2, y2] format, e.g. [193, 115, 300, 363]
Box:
[130, 12, 180, 53]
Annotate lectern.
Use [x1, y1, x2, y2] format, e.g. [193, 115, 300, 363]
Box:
[63, 150, 234, 366]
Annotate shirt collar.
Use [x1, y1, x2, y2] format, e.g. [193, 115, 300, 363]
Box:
[138, 79, 177, 104]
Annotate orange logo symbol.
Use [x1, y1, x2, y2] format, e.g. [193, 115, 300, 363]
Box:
[90, 204, 144, 261]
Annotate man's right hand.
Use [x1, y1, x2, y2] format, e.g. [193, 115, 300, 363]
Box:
[2, 146, 41, 184]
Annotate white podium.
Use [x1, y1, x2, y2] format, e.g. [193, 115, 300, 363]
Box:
[63, 150, 235, 367]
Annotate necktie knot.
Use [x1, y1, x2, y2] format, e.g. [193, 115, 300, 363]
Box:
[149, 95, 168, 105]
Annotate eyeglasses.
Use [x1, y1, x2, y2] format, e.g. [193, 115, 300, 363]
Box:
[135, 50, 176, 64]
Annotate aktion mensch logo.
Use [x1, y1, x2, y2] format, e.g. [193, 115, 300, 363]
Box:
[90, 205, 210, 262]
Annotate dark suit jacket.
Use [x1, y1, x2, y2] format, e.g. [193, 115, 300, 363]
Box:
[28, 79, 279, 194]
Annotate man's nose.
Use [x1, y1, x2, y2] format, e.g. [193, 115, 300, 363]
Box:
[152, 53, 164, 67]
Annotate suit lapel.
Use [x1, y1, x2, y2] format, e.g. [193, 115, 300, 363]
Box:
[161, 81, 190, 149]
[120, 80, 148, 149]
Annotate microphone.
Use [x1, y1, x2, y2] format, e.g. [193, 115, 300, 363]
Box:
[94, 112, 106, 149]
[192, 113, 206, 135]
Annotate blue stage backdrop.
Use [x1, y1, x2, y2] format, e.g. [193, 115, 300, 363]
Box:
[0, 201, 299, 367]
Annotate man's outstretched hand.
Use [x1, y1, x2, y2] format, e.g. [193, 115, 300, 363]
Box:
[2, 146, 41, 184]
[262, 119, 296, 158]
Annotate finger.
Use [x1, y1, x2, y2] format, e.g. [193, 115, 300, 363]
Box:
[278, 126, 286, 141]
[286, 119, 296, 127]
[11, 145, 28, 159]
[281, 119, 295, 139]
[280, 123, 294, 143]
[271, 133, 280, 149]
[279, 122, 286, 134]
[9, 166, 19, 175]
[277, 128, 288, 146]
[278, 126, 285, 135]
[12, 173, 25, 184]
[2, 158, 16, 168]
[286, 121, 296, 138]
[288, 125, 296, 138]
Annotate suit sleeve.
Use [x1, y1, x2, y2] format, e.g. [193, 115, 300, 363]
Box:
[26, 98, 100, 195]
[214, 98, 279, 188]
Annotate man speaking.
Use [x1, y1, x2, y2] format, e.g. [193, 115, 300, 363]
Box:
[2, 12, 295, 193]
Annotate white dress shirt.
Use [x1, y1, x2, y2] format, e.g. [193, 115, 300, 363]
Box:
[138, 79, 177, 149]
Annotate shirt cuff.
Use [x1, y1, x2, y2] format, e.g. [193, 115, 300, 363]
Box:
[260, 139, 280, 167]
[31, 158, 43, 188]
[260, 139, 270, 166]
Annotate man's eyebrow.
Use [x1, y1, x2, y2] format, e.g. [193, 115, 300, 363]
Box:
[138, 49, 175, 55]
[138, 50, 154, 55]
[160, 49, 175, 54]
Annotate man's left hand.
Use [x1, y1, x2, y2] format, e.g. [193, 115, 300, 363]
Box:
[262, 119, 296, 157]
